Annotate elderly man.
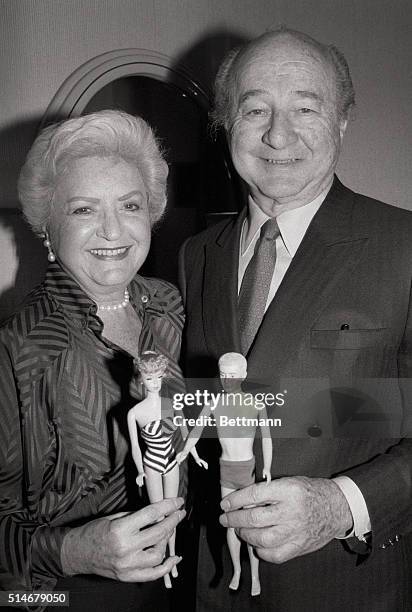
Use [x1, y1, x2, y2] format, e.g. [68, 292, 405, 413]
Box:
[179, 27, 412, 611]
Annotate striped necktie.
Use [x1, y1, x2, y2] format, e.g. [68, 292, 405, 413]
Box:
[238, 218, 280, 354]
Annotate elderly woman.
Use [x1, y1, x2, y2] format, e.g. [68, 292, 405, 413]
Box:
[0, 110, 187, 611]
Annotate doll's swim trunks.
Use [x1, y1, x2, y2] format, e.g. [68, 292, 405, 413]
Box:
[219, 457, 255, 490]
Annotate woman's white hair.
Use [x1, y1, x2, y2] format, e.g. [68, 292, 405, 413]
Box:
[18, 110, 168, 235]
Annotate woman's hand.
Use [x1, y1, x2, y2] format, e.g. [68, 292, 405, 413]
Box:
[136, 472, 146, 487]
[61, 498, 186, 582]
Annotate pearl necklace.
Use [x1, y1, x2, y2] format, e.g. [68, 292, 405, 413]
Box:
[97, 289, 130, 311]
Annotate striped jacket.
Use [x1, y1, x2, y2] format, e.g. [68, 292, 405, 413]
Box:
[0, 262, 185, 593]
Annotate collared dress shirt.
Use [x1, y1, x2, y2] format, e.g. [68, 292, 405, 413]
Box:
[238, 190, 371, 540]
[0, 261, 185, 596]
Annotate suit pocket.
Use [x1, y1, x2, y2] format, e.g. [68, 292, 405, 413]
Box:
[311, 328, 388, 350]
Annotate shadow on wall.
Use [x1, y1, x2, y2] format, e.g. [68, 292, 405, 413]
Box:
[0, 116, 47, 322]
[172, 28, 248, 98]
[170, 28, 250, 220]
[0, 117, 40, 209]
[0, 209, 47, 322]
[142, 28, 249, 285]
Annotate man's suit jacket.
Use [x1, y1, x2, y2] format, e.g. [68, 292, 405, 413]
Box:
[179, 178, 412, 611]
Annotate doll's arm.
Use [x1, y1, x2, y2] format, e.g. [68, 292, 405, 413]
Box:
[127, 408, 145, 486]
[176, 435, 200, 464]
[260, 407, 273, 483]
[176, 402, 211, 465]
[188, 446, 208, 470]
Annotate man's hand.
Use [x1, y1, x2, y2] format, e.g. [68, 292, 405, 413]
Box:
[61, 498, 185, 581]
[219, 477, 353, 564]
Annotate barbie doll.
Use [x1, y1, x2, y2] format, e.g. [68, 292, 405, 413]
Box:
[128, 350, 207, 588]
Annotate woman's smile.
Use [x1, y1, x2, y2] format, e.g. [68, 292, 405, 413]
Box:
[88, 245, 132, 260]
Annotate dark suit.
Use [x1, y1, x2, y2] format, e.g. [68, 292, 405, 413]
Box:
[179, 178, 412, 611]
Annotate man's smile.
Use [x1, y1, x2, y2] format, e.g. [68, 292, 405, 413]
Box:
[264, 158, 301, 165]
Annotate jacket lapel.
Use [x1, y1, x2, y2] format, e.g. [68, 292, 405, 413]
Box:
[202, 211, 246, 358]
[247, 179, 369, 379]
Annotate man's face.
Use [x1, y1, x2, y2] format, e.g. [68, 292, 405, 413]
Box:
[229, 34, 347, 214]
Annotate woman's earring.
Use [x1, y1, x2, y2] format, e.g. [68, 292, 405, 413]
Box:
[43, 231, 56, 262]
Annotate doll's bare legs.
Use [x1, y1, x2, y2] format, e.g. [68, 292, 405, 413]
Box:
[247, 544, 260, 596]
[163, 464, 180, 578]
[222, 485, 260, 596]
[144, 465, 178, 588]
[221, 485, 242, 590]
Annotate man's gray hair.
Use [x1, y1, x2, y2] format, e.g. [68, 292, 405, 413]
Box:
[18, 110, 168, 235]
[211, 27, 355, 133]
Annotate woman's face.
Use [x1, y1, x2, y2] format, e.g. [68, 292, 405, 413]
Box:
[141, 371, 163, 393]
[47, 156, 151, 300]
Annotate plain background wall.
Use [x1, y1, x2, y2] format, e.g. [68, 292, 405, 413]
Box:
[0, 0, 411, 318]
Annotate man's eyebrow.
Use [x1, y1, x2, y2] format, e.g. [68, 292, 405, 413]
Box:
[238, 89, 268, 105]
[294, 90, 324, 102]
[239, 89, 324, 105]
[118, 190, 142, 201]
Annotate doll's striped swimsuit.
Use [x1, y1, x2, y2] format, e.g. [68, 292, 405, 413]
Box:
[141, 415, 177, 474]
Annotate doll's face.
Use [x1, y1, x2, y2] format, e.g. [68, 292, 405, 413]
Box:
[219, 363, 247, 393]
[141, 371, 163, 393]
